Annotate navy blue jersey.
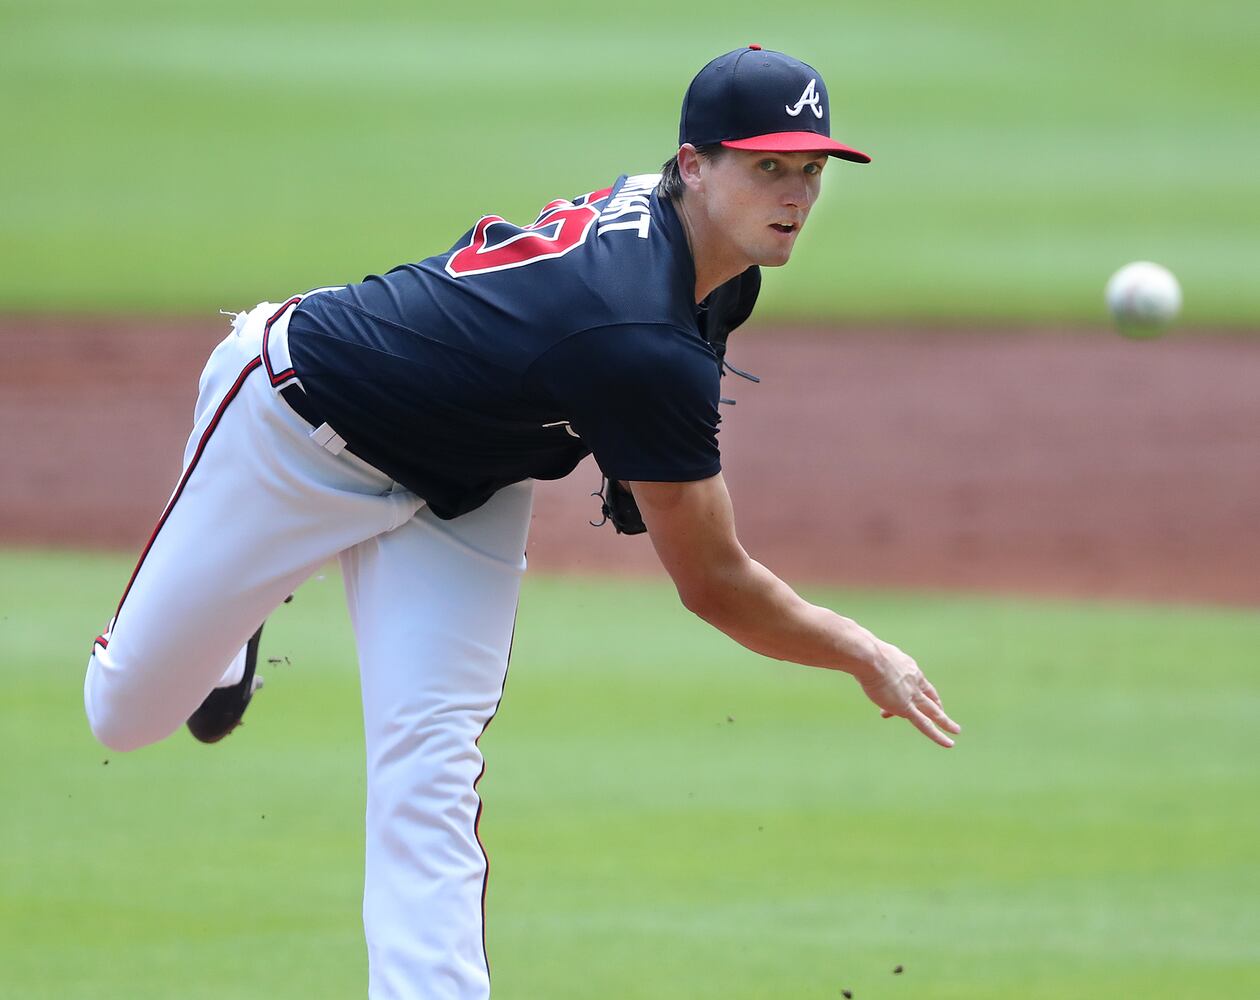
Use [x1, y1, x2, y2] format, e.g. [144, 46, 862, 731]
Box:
[287, 173, 725, 520]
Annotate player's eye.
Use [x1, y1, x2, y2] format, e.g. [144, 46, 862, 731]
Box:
[758, 159, 778, 172]
[804, 162, 823, 176]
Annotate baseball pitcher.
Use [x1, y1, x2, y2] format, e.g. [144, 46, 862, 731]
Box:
[84, 46, 961, 1000]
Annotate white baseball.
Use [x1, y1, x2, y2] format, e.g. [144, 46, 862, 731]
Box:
[1105, 261, 1182, 338]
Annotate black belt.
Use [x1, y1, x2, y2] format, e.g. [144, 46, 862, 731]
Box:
[279, 383, 325, 430]
[280, 383, 367, 463]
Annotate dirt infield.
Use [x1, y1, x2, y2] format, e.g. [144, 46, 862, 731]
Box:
[4, 315, 1257, 605]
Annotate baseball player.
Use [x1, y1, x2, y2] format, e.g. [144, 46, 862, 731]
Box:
[84, 46, 961, 1000]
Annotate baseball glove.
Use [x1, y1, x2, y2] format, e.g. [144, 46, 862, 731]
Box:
[591, 478, 647, 535]
[593, 265, 762, 535]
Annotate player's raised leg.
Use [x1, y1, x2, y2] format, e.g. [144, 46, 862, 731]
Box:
[84, 311, 422, 752]
[341, 480, 533, 1000]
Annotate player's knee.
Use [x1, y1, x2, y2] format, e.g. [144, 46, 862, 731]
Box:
[84, 703, 150, 752]
[84, 691, 151, 752]
[83, 657, 162, 752]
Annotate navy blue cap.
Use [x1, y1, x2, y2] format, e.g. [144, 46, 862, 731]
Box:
[679, 45, 870, 163]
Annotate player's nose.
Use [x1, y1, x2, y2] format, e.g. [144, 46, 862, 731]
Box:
[780, 176, 813, 211]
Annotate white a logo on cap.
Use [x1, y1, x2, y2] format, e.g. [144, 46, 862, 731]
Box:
[785, 78, 823, 119]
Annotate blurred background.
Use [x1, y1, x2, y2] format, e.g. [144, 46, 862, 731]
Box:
[3, 0, 1258, 321]
[2, 2, 1257, 998]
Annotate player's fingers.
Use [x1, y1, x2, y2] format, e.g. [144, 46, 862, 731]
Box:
[916, 694, 962, 735]
[910, 679, 961, 734]
[907, 706, 956, 748]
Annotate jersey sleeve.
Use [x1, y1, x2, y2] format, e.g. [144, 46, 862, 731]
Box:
[528, 324, 722, 483]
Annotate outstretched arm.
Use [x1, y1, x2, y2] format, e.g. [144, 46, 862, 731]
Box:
[629, 473, 961, 748]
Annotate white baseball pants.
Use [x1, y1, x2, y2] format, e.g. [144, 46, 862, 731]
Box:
[84, 301, 533, 999]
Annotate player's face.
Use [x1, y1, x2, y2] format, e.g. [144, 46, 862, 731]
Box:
[700, 149, 826, 268]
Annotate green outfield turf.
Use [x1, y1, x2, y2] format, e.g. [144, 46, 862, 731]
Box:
[2, 0, 1258, 324]
[1, 548, 1257, 998]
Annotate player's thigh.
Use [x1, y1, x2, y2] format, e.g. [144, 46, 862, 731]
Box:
[88, 347, 420, 745]
[343, 480, 534, 724]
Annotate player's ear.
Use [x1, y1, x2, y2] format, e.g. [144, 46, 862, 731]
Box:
[676, 144, 705, 191]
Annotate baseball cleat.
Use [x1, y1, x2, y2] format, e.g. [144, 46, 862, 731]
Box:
[186, 624, 265, 744]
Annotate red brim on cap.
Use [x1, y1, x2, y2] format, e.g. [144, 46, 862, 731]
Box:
[722, 132, 871, 163]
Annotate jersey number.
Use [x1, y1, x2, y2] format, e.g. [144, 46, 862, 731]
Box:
[444, 194, 608, 278]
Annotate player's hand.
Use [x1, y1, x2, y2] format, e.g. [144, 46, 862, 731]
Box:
[856, 639, 961, 748]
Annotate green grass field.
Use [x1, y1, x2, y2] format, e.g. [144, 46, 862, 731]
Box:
[2, 0, 1258, 324]
[2, 549, 1257, 998]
